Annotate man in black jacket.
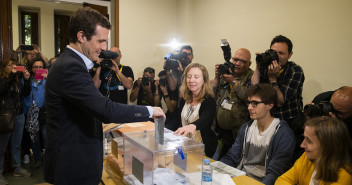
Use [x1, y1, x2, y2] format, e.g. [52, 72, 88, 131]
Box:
[44, 7, 164, 185]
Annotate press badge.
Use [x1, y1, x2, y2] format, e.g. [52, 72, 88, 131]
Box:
[221, 98, 233, 110]
[118, 85, 124, 90]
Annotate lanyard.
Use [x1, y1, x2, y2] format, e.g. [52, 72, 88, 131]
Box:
[115, 64, 123, 82]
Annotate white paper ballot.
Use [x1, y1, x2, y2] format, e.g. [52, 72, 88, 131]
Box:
[211, 161, 246, 177]
[213, 173, 236, 185]
[164, 132, 189, 141]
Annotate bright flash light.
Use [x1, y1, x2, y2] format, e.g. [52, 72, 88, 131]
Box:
[169, 37, 180, 51]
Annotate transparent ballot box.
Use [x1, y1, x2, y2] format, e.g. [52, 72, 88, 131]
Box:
[122, 129, 204, 185]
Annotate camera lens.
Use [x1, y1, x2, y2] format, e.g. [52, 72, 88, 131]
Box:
[142, 76, 150, 86]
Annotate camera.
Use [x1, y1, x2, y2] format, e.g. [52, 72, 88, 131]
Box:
[159, 78, 168, 87]
[157, 70, 168, 88]
[255, 49, 279, 83]
[218, 39, 235, 76]
[21, 45, 34, 51]
[304, 101, 335, 117]
[99, 51, 119, 70]
[142, 75, 151, 86]
[164, 52, 188, 70]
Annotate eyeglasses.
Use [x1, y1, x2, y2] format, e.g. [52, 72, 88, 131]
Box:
[232, 58, 248, 64]
[32, 66, 44, 69]
[246, 100, 265, 107]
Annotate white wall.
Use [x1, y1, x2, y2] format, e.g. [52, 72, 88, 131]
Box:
[119, 0, 352, 103]
[119, 0, 179, 79]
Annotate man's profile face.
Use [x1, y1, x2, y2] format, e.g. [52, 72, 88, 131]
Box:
[81, 25, 109, 61]
[181, 49, 193, 66]
[231, 49, 251, 75]
[330, 91, 352, 122]
[247, 96, 272, 120]
[270, 42, 292, 67]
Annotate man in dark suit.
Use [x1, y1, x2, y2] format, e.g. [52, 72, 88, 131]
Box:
[44, 7, 165, 185]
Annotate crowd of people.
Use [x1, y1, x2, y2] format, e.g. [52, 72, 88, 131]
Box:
[0, 7, 351, 185]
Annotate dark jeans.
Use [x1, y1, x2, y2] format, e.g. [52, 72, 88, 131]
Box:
[215, 126, 238, 160]
[0, 113, 25, 172]
[285, 112, 305, 164]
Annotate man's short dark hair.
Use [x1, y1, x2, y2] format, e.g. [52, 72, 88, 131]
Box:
[246, 83, 278, 108]
[144, 67, 155, 74]
[68, 7, 111, 43]
[158, 70, 167, 77]
[180, 45, 193, 55]
[270, 35, 293, 53]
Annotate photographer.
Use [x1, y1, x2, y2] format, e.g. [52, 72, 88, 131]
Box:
[154, 70, 180, 131]
[14, 44, 48, 66]
[92, 47, 134, 104]
[212, 48, 253, 158]
[251, 35, 305, 161]
[251, 35, 304, 125]
[130, 67, 156, 105]
[307, 86, 352, 138]
[166, 45, 194, 91]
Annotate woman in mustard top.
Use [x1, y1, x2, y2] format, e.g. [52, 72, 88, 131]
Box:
[275, 116, 352, 185]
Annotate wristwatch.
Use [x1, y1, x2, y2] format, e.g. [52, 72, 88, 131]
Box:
[93, 62, 100, 68]
[270, 81, 278, 87]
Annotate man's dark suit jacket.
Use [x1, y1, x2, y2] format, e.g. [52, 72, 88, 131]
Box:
[44, 48, 150, 185]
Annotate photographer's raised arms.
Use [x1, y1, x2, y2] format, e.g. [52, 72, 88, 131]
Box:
[92, 47, 134, 104]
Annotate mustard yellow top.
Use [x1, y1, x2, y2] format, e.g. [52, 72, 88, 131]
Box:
[275, 153, 352, 185]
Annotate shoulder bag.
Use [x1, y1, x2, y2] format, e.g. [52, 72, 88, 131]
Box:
[0, 98, 16, 133]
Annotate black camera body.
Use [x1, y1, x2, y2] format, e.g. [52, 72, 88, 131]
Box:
[164, 52, 188, 70]
[218, 62, 235, 76]
[142, 75, 151, 86]
[21, 45, 34, 51]
[99, 51, 119, 71]
[304, 101, 335, 117]
[159, 78, 168, 87]
[256, 49, 279, 83]
[218, 39, 235, 76]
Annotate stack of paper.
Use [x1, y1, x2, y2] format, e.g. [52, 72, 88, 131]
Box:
[210, 161, 246, 177]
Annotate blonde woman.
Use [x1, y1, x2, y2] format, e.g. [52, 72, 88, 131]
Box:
[175, 63, 218, 159]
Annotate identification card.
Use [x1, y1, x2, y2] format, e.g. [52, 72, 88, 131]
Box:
[221, 98, 233, 110]
[118, 85, 124, 90]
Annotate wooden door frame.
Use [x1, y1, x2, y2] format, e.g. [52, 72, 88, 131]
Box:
[0, 0, 14, 61]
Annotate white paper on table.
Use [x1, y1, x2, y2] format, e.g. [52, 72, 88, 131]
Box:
[211, 161, 246, 177]
[213, 173, 236, 185]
